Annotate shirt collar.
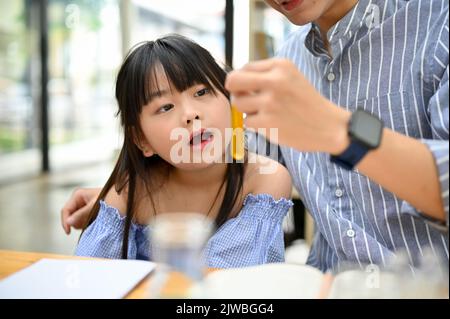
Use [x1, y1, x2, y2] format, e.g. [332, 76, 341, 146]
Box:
[304, 0, 377, 58]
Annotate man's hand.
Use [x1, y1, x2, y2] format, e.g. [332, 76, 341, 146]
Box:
[61, 188, 101, 234]
[225, 58, 351, 155]
[228, 60, 446, 220]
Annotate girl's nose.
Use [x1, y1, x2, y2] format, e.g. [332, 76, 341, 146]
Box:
[186, 114, 200, 125]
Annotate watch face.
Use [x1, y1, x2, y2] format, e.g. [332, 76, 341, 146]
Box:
[350, 110, 383, 148]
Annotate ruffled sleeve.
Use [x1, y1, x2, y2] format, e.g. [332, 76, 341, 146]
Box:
[75, 201, 144, 259]
[204, 193, 293, 268]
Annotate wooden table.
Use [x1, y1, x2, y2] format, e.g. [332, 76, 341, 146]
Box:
[0, 249, 209, 299]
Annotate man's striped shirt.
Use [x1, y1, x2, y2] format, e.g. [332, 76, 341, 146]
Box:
[277, 0, 449, 273]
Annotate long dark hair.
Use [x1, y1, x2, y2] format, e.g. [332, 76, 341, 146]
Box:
[81, 35, 246, 259]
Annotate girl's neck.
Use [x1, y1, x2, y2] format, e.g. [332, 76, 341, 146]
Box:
[170, 162, 228, 189]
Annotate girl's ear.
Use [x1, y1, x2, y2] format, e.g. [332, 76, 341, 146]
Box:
[140, 142, 155, 158]
[132, 128, 155, 158]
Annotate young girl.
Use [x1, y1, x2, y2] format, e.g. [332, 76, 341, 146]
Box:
[69, 35, 293, 268]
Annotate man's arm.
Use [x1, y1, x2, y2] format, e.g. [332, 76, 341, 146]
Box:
[226, 58, 448, 224]
[341, 126, 447, 223]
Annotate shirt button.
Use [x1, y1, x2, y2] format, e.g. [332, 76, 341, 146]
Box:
[335, 188, 344, 198]
[327, 72, 336, 82]
[346, 229, 356, 238]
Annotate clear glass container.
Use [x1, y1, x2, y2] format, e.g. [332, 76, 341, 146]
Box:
[148, 212, 213, 298]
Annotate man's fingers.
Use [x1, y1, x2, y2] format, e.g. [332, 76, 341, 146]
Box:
[225, 71, 271, 93]
[231, 92, 266, 115]
[60, 188, 100, 234]
[61, 200, 79, 234]
[241, 59, 276, 72]
[67, 205, 91, 229]
[62, 217, 70, 235]
[60, 188, 90, 233]
[226, 58, 291, 93]
[61, 205, 73, 235]
[244, 113, 263, 131]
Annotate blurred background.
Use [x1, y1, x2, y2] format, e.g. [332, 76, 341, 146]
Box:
[0, 0, 309, 262]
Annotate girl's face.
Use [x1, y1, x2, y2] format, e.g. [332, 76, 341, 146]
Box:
[138, 68, 231, 171]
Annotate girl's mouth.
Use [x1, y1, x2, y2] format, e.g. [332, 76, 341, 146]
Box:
[280, 0, 302, 11]
[189, 129, 214, 150]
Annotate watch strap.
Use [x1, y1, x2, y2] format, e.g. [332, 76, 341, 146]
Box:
[330, 140, 369, 170]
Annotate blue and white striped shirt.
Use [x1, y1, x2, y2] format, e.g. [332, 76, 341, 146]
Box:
[277, 0, 449, 272]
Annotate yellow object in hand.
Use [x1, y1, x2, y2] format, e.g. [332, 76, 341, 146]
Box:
[231, 105, 245, 161]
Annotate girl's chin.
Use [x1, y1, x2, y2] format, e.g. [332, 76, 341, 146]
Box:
[165, 147, 228, 169]
[172, 161, 223, 171]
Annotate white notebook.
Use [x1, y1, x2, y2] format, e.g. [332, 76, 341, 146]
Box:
[0, 258, 156, 299]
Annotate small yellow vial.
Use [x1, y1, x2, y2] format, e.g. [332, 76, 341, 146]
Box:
[231, 105, 245, 161]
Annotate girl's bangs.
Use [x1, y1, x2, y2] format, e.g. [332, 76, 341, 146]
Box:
[143, 38, 226, 103]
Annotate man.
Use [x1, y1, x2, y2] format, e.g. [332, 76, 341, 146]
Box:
[62, 0, 448, 273]
[226, 0, 448, 272]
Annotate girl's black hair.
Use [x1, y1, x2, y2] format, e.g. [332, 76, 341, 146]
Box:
[81, 34, 246, 259]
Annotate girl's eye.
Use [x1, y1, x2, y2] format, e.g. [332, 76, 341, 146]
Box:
[194, 88, 210, 97]
[157, 104, 174, 113]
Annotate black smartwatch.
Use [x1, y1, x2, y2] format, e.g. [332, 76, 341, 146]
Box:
[330, 109, 384, 170]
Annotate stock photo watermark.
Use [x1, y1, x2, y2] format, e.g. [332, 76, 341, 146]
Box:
[365, 264, 380, 289]
[365, 4, 381, 30]
[168, 120, 280, 174]
[65, 264, 81, 289]
[65, 3, 80, 29]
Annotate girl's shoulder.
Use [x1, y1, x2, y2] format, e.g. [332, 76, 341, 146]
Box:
[244, 153, 292, 200]
[103, 185, 128, 217]
[103, 183, 154, 224]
